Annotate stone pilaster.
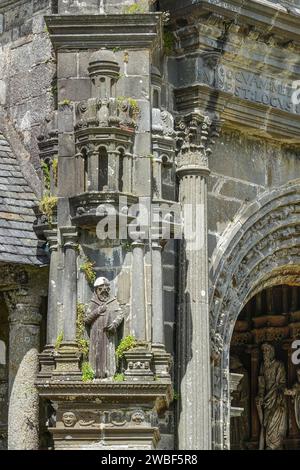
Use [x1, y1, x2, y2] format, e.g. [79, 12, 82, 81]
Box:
[38, 229, 59, 378]
[131, 239, 146, 341]
[151, 240, 171, 379]
[176, 112, 220, 450]
[5, 289, 42, 450]
[53, 227, 81, 379]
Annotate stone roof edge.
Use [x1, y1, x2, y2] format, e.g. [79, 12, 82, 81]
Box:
[0, 110, 42, 199]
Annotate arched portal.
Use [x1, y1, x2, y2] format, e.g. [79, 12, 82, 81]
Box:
[230, 285, 300, 450]
[210, 181, 300, 450]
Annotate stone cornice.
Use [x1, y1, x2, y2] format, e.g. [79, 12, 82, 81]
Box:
[175, 84, 300, 143]
[45, 13, 163, 50]
[36, 380, 173, 403]
[162, 0, 300, 41]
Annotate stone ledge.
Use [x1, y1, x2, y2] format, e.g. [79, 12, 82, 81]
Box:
[45, 14, 162, 50]
[162, 0, 300, 41]
[175, 84, 300, 143]
[36, 380, 172, 398]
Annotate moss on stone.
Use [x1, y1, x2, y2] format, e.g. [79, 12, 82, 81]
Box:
[81, 362, 95, 382]
[76, 303, 89, 359]
[116, 335, 137, 359]
[55, 331, 63, 351]
[80, 258, 96, 286]
[39, 195, 58, 224]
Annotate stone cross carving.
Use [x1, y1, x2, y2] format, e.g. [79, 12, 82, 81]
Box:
[85, 277, 123, 379]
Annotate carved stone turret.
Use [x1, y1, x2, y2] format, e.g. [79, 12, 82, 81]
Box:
[70, 48, 138, 227]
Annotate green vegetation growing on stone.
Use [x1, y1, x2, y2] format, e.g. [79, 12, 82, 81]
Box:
[163, 30, 175, 55]
[39, 195, 58, 224]
[80, 258, 96, 286]
[121, 241, 131, 252]
[58, 99, 72, 107]
[76, 303, 89, 359]
[52, 157, 58, 186]
[116, 335, 137, 359]
[41, 160, 51, 192]
[113, 373, 125, 382]
[55, 331, 63, 350]
[82, 361, 95, 382]
[123, 1, 148, 14]
[117, 96, 140, 118]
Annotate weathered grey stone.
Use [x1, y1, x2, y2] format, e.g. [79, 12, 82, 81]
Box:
[8, 349, 39, 450]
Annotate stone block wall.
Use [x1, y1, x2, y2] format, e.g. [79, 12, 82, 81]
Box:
[207, 129, 300, 263]
[0, 0, 55, 171]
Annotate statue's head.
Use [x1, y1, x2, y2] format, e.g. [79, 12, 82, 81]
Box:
[94, 277, 110, 302]
[261, 343, 275, 363]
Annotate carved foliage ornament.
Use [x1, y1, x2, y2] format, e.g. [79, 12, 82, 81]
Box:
[175, 112, 222, 168]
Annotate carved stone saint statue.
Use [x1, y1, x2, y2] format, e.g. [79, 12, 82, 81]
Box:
[85, 277, 123, 379]
[256, 343, 287, 450]
[285, 368, 300, 430]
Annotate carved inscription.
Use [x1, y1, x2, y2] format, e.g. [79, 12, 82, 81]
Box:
[198, 63, 300, 115]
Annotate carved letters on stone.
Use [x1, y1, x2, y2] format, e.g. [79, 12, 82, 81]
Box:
[198, 61, 300, 115]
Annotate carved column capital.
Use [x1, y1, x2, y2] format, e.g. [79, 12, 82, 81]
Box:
[44, 229, 58, 253]
[60, 227, 79, 250]
[175, 111, 223, 175]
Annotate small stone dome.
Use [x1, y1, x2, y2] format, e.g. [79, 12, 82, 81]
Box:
[88, 48, 120, 79]
[89, 48, 118, 66]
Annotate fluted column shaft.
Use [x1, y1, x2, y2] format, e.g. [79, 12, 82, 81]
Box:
[177, 165, 211, 450]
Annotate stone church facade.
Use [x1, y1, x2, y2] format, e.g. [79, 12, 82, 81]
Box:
[1, 0, 300, 451]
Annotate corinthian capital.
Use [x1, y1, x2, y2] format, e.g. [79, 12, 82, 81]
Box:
[175, 112, 222, 169]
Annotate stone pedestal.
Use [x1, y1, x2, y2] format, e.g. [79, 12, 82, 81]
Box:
[124, 349, 154, 381]
[36, 381, 172, 450]
[5, 290, 42, 450]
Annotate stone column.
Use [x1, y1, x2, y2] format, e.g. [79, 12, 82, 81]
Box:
[131, 239, 146, 341]
[123, 152, 133, 193]
[39, 229, 58, 378]
[107, 149, 119, 191]
[151, 240, 171, 379]
[152, 157, 162, 199]
[152, 240, 164, 347]
[177, 165, 211, 450]
[54, 227, 80, 378]
[88, 149, 99, 191]
[5, 289, 42, 450]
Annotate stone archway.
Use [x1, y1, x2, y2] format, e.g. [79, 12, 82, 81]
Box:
[209, 180, 300, 450]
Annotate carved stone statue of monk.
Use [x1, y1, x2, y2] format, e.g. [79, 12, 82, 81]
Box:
[85, 277, 123, 379]
[256, 343, 287, 450]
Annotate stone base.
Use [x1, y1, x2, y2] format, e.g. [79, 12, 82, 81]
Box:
[52, 343, 81, 380]
[38, 345, 55, 379]
[123, 349, 154, 381]
[36, 380, 173, 450]
[152, 347, 172, 380]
